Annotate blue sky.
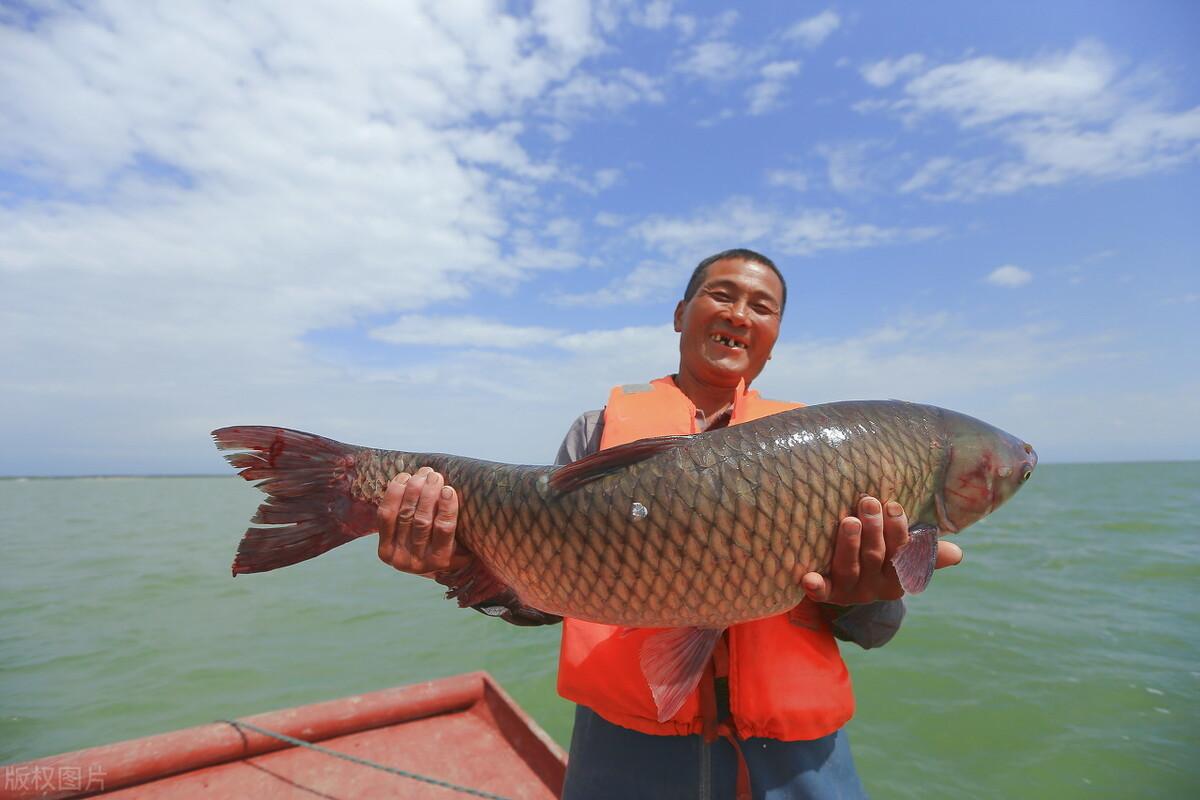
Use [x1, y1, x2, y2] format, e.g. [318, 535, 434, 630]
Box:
[1, 1, 1197, 475]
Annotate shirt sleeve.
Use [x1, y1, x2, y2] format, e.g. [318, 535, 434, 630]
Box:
[555, 409, 605, 465]
[828, 599, 907, 649]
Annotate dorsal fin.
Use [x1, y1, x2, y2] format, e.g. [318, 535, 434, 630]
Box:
[550, 434, 692, 492]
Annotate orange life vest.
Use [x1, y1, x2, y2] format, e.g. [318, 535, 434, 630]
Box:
[556, 376, 855, 741]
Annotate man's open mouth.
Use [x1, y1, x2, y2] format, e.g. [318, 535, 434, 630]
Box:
[711, 333, 747, 349]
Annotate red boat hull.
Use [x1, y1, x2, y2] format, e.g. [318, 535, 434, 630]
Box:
[1, 672, 566, 799]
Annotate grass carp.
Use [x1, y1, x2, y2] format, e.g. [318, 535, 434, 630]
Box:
[213, 400, 1036, 720]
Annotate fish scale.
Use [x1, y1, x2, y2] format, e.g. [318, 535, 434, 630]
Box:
[215, 400, 1036, 633]
[370, 403, 938, 628]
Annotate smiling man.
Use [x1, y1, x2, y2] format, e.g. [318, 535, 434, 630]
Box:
[377, 248, 962, 799]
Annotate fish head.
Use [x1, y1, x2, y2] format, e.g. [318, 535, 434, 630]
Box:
[936, 408, 1037, 533]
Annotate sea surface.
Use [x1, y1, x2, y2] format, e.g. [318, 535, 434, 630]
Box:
[1, 463, 1197, 798]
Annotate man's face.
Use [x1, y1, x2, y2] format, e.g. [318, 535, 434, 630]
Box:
[673, 258, 784, 388]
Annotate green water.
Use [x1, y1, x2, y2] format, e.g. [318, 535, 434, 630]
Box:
[1, 463, 1197, 797]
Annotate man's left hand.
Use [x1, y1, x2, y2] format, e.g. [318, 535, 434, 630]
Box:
[800, 497, 963, 605]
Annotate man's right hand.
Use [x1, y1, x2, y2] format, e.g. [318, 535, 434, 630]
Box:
[376, 467, 467, 575]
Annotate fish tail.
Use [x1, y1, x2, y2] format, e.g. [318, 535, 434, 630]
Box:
[212, 426, 378, 576]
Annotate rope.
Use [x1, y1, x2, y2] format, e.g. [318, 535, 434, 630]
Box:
[217, 718, 514, 800]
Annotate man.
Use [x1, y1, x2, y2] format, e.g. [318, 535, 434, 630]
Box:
[376, 249, 962, 798]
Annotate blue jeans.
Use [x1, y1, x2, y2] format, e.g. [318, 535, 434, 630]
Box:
[562, 706, 868, 799]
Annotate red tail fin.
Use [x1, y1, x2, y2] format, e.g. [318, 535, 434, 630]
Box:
[212, 426, 379, 575]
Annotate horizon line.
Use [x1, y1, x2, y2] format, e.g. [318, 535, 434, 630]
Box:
[2, 457, 1198, 480]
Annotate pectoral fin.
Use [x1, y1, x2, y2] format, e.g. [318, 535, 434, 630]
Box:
[639, 627, 724, 723]
[891, 523, 939, 595]
[434, 557, 562, 626]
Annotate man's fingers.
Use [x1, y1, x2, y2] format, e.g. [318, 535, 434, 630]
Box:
[376, 467, 463, 576]
[410, 472, 444, 551]
[396, 468, 431, 527]
[378, 473, 410, 534]
[801, 572, 830, 603]
[856, 497, 886, 576]
[830, 515, 862, 589]
[425, 486, 460, 571]
[882, 500, 909, 557]
[877, 500, 910, 598]
[935, 540, 963, 569]
[376, 473, 410, 563]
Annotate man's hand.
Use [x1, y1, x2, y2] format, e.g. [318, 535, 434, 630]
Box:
[801, 497, 963, 605]
[376, 467, 467, 575]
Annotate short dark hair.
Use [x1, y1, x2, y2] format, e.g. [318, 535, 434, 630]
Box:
[682, 248, 787, 313]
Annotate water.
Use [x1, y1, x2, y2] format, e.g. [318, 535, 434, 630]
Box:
[1, 464, 1197, 797]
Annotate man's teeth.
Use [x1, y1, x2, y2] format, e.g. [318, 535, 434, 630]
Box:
[712, 334, 746, 349]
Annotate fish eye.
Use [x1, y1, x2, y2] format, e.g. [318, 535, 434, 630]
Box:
[1023, 443, 1033, 455]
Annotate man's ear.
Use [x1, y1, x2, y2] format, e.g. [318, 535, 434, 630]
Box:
[673, 301, 685, 333]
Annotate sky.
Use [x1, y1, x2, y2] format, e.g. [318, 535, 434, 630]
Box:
[1, 0, 1197, 476]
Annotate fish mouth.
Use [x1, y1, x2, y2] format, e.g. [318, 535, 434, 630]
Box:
[710, 332, 748, 350]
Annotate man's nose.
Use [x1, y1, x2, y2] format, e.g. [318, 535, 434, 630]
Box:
[728, 299, 750, 323]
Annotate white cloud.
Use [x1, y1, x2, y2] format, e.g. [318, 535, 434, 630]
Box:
[783, 10, 840, 49]
[556, 324, 676, 354]
[531, 0, 604, 60]
[634, 198, 940, 260]
[547, 68, 663, 119]
[370, 316, 562, 349]
[860, 40, 1200, 198]
[342, 314, 1182, 467]
[775, 209, 941, 256]
[761, 60, 802, 81]
[676, 39, 743, 80]
[555, 200, 941, 304]
[592, 168, 622, 190]
[766, 169, 809, 191]
[709, 9, 741, 37]
[0, 1, 624, 474]
[1008, 106, 1200, 177]
[746, 60, 801, 115]
[817, 141, 886, 193]
[630, 0, 675, 30]
[696, 107, 737, 128]
[594, 211, 625, 227]
[634, 198, 776, 259]
[672, 14, 698, 39]
[760, 317, 1117, 430]
[860, 54, 926, 88]
[986, 265, 1033, 288]
[552, 260, 684, 306]
[902, 40, 1118, 127]
[448, 123, 557, 179]
[1163, 292, 1199, 305]
[745, 316, 1200, 463]
[560, 164, 626, 195]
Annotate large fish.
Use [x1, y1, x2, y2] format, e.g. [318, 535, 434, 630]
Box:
[213, 400, 1036, 720]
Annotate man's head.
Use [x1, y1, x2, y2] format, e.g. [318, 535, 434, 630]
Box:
[682, 248, 787, 313]
[673, 249, 785, 390]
